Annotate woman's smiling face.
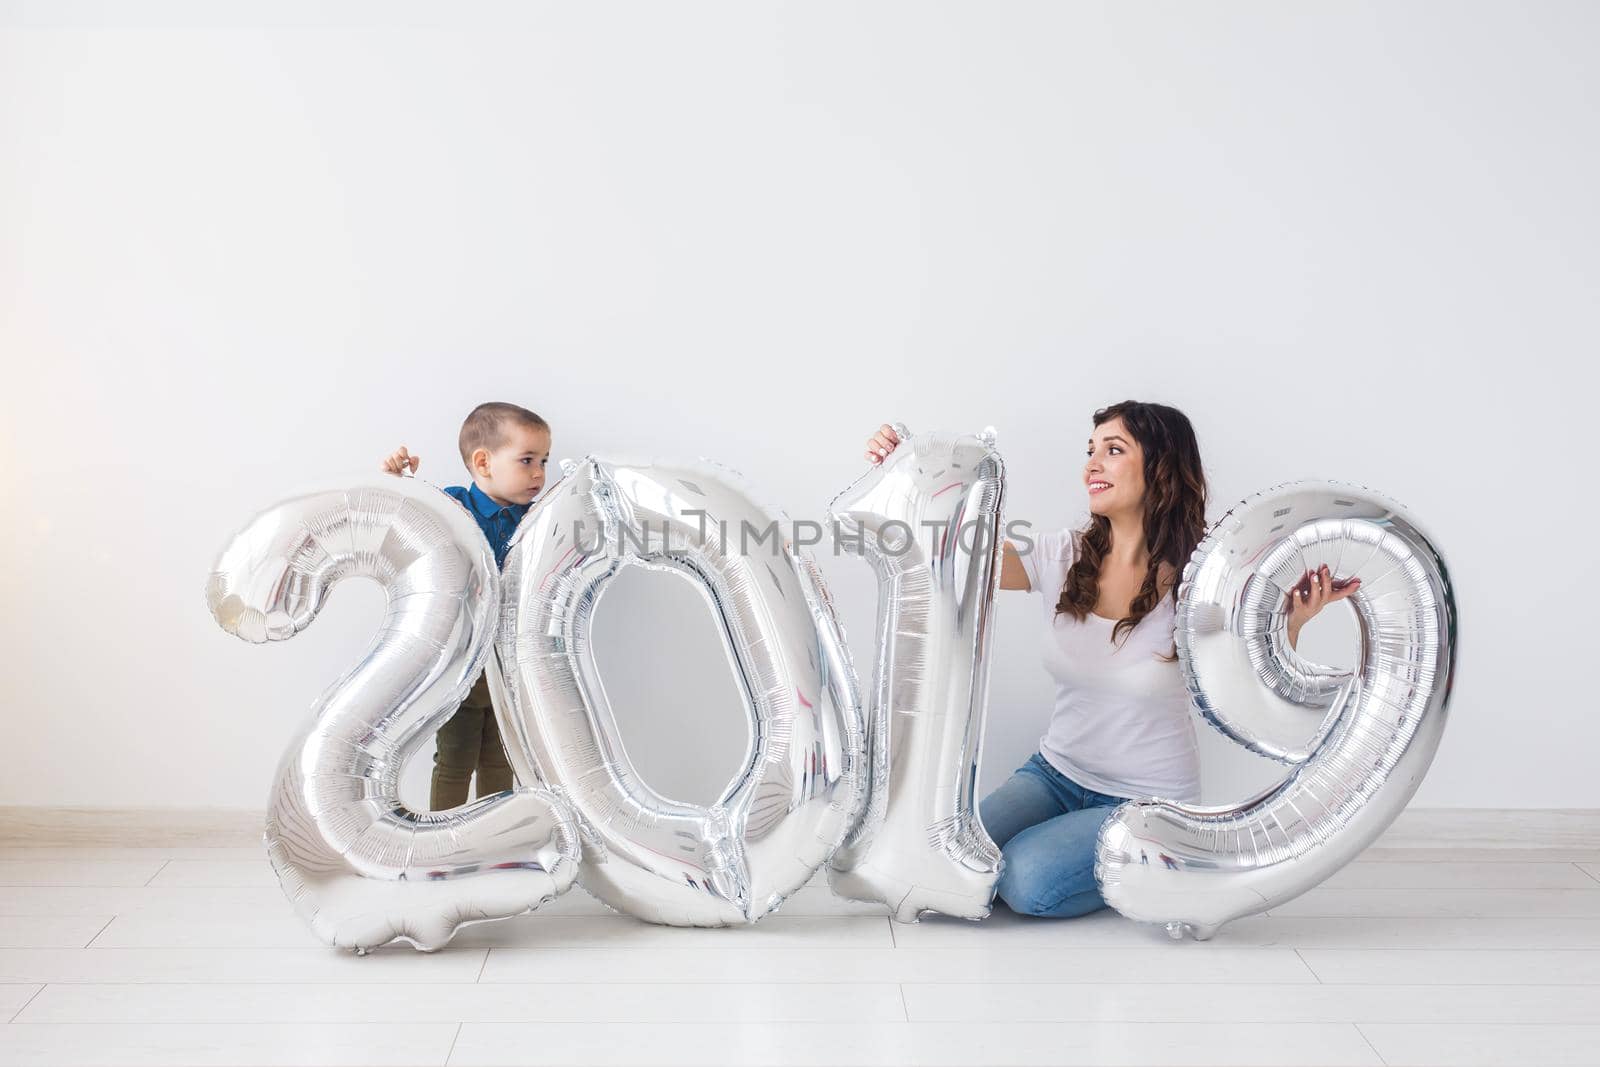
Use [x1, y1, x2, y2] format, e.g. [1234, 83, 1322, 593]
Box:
[1084, 416, 1146, 517]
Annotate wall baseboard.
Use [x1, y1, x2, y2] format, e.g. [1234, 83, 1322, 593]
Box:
[0, 807, 264, 847]
[1373, 807, 1600, 849]
[1, 805, 1596, 849]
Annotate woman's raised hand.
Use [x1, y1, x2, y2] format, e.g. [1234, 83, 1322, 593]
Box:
[1285, 564, 1361, 648]
[864, 423, 901, 465]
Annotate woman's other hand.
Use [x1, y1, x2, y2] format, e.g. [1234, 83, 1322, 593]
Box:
[864, 423, 901, 465]
[1285, 564, 1360, 649]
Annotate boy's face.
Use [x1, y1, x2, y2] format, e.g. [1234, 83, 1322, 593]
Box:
[472, 423, 551, 507]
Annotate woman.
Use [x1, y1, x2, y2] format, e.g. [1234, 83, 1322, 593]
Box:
[864, 402, 1357, 918]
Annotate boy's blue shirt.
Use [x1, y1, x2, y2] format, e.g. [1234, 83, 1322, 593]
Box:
[443, 483, 529, 569]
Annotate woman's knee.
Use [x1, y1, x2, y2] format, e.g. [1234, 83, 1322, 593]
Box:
[995, 844, 1058, 916]
[994, 861, 1043, 915]
[996, 860, 1106, 917]
[993, 815, 1110, 918]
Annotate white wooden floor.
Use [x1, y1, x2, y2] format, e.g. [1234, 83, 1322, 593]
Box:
[2, 842, 1600, 1066]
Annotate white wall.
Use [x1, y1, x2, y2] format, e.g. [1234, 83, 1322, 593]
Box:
[2, 1, 1596, 811]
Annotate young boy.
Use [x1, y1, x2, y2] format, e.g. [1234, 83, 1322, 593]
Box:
[380, 401, 551, 810]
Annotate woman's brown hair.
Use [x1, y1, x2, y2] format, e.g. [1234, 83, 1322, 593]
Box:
[1055, 401, 1209, 654]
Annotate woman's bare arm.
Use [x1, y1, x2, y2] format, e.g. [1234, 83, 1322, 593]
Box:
[1000, 539, 1031, 591]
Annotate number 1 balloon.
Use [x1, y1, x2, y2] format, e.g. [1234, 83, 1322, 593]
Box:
[825, 425, 1006, 921]
[204, 478, 581, 952]
[1095, 481, 1458, 939]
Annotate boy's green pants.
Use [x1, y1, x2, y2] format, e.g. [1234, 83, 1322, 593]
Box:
[430, 674, 514, 810]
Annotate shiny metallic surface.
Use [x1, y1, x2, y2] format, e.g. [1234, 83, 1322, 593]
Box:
[1095, 480, 1457, 939]
[826, 426, 1006, 922]
[498, 457, 866, 925]
[205, 477, 582, 952]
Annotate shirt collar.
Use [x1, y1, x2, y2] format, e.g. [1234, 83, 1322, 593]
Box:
[467, 482, 525, 519]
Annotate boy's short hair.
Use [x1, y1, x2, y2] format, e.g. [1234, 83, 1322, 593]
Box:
[458, 402, 550, 468]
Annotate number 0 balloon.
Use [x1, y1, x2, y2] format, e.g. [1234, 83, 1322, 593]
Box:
[496, 455, 867, 926]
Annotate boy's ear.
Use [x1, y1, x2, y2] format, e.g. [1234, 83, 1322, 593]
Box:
[471, 447, 492, 476]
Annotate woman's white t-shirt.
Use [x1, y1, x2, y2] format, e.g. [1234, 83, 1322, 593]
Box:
[1017, 527, 1202, 804]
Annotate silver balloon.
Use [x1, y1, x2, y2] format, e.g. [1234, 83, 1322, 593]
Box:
[826, 425, 1006, 922]
[497, 456, 866, 925]
[1095, 480, 1457, 940]
[205, 477, 582, 952]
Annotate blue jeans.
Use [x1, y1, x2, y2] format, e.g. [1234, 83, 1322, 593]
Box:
[979, 752, 1131, 918]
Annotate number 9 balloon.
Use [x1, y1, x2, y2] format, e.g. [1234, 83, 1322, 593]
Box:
[1094, 481, 1458, 939]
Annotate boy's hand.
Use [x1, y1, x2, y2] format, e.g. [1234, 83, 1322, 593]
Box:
[381, 446, 420, 476]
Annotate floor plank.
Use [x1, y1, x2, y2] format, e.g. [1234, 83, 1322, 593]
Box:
[902, 982, 1600, 1023]
[480, 946, 1319, 984]
[0, 984, 42, 1023]
[0, 886, 295, 918]
[1357, 847, 1600, 864]
[1299, 949, 1600, 985]
[0, 848, 263, 862]
[1270, 887, 1600, 918]
[1360, 1023, 1600, 1066]
[0, 1023, 457, 1066]
[1222, 915, 1600, 950]
[145, 861, 276, 889]
[89, 913, 895, 951]
[446, 1021, 1382, 1066]
[0, 917, 112, 950]
[1320, 861, 1598, 889]
[15, 981, 908, 1023]
[899, 909, 1600, 950]
[0, 947, 489, 984]
[0, 861, 167, 888]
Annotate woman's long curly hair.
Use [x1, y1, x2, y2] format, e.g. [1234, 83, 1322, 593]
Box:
[1055, 401, 1209, 654]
